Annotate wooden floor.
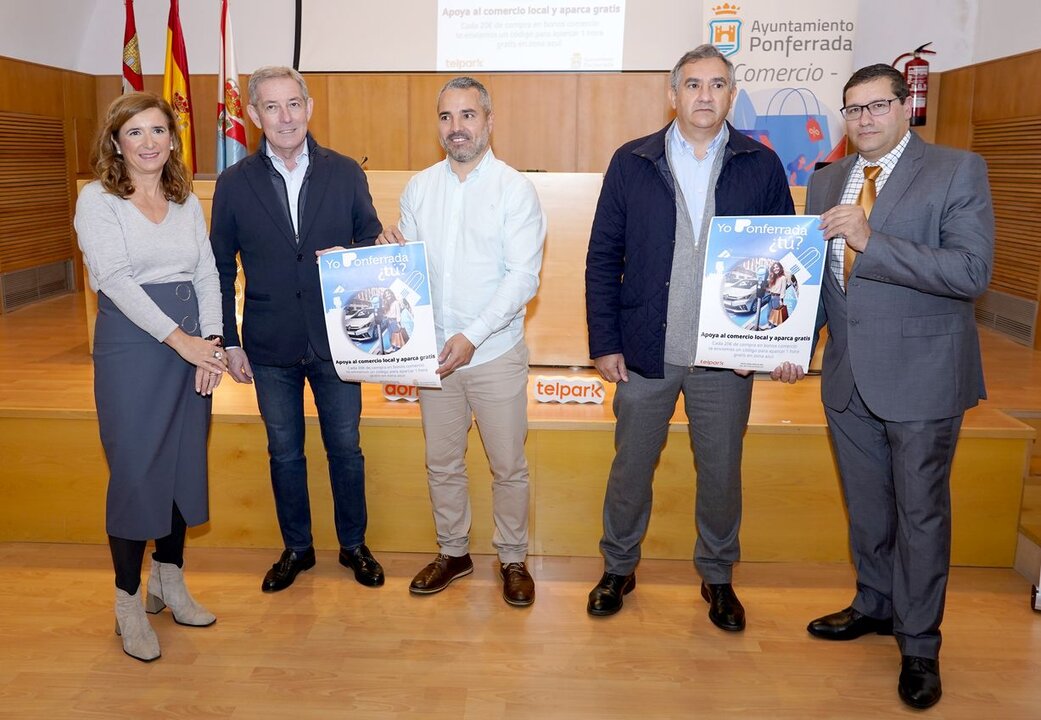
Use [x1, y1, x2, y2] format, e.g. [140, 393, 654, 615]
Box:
[2, 297, 1041, 716]
[1, 543, 1039, 719]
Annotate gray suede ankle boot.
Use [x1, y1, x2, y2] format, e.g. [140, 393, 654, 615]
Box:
[145, 559, 216, 627]
[114, 587, 161, 662]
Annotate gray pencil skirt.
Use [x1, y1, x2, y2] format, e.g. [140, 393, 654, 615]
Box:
[94, 282, 211, 540]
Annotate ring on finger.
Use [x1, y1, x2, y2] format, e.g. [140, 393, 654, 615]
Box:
[213, 350, 223, 360]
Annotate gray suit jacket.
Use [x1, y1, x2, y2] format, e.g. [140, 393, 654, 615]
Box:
[806, 132, 994, 422]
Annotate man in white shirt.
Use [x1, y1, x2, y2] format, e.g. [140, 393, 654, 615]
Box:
[379, 77, 546, 606]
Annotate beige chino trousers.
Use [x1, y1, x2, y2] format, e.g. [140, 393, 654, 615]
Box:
[418, 341, 530, 563]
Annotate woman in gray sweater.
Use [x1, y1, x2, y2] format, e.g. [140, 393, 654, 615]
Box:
[76, 93, 227, 662]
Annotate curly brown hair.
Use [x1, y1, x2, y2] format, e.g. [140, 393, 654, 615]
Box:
[90, 92, 192, 202]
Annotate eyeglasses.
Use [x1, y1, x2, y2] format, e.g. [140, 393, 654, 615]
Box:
[839, 98, 901, 121]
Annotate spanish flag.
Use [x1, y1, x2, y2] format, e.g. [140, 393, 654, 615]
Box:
[162, 0, 196, 173]
[121, 0, 143, 93]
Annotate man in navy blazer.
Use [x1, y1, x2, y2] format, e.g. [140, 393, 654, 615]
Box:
[585, 46, 794, 629]
[786, 64, 994, 709]
[211, 66, 386, 593]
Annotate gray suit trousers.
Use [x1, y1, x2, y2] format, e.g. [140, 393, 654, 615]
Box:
[826, 386, 962, 659]
[599, 365, 753, 582]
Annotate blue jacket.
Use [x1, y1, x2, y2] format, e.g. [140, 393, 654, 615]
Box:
[585, 122, 794, 378]
[210, 134, 382, 366]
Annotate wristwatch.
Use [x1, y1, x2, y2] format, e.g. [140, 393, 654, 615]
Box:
[205, 334, 224, 347]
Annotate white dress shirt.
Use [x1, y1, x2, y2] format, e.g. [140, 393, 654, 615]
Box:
[398, 149, 547, 368]
[266, 143, 310, 237]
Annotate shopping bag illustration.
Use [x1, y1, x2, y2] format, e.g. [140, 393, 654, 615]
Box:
[754, 88, 833, 184]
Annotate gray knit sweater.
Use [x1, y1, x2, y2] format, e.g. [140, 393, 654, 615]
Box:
[75, 181, 222, 342]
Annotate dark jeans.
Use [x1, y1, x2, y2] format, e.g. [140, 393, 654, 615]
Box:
[252, 347, 367, 552]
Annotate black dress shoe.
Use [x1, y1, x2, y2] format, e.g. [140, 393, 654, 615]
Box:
[700, 582, 745, 632]
[587, 572, 635, 617]
[500, 562, 535, 607]
[409, 553, 474, 594]
[898, 656, 942, 709]
[339, 544, 385, 587]
[807, 606, 893, 640]
[262, 547, 316, 593]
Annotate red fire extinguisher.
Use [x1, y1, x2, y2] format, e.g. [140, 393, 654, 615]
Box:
[892, 42, 936, 127]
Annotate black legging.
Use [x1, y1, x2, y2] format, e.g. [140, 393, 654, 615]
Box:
[109, 504, 188, 594]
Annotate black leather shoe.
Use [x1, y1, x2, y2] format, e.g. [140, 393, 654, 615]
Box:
[807, 606, 894, 640]
[700, 582, 745, 632]
[500, 562, 535, 607]
[587, 572, 635, 617]
[409, 553, 474, 594]
[261, 547, 316, 593]
[898, 656, 942, 709]
[338, 544, 385, 587]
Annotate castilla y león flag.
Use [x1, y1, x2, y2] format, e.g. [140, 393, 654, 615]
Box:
[122, 0, 143, 93]
[217, 0, 247, 173]
[163, 0, 196, 173]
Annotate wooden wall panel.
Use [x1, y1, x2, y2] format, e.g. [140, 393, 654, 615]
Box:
[0, 115, 71, 274]
[300, 73, 330, 161]
[60, 71, 96, 289]
[930, 48, 1041, 348]
[407, 73, 469, 170]
[0, 56, 65, 117]
[0, 58, 93, 289]
[972, 51, 1041, 124]
[577, 73, 672, 173]
[90, 70, 678, 175]
[935, 67, 975, 149]
[971, 118, 1041, 302]
[325, 74, 410, 169]
[483, 74, 580, 172]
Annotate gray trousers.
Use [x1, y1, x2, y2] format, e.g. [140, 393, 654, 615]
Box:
[599, 365, 753, 583]
[826, 386, 962, 659]
[418, 342, 530, 563]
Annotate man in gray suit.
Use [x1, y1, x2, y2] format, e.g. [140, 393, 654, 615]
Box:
[780, 64, 993, 709]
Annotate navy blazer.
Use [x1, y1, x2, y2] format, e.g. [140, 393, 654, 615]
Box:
[210, 135, 382, 366]
[585, 122, 794, 378]
[807, 132, 993, 421]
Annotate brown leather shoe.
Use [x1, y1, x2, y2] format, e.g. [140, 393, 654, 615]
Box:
[409, 553, 473, 595]
[500, 562, 535, 607]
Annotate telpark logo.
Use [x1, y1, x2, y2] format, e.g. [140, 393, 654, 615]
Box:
[533, 376, 605, 404]
[708, 3, 742, 57]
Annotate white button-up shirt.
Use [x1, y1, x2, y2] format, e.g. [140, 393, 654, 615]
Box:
[398, 149, 547, 368]
[266, 143, 310, 237]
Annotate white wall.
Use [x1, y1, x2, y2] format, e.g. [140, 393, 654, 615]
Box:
[852, 0, 976, 72]
[1, 0, 1036, 76]
[974, 0, 1041, 64]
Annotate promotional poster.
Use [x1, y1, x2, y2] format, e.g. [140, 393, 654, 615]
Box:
[318, 243, 442, 387]
[695, 215, 826, 371]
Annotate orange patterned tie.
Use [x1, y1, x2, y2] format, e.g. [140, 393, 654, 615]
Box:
[843, 165, 882, 290]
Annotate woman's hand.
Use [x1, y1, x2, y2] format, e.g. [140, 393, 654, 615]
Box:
[195, 365, 224, 396]
[164, 328, 228, 376]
